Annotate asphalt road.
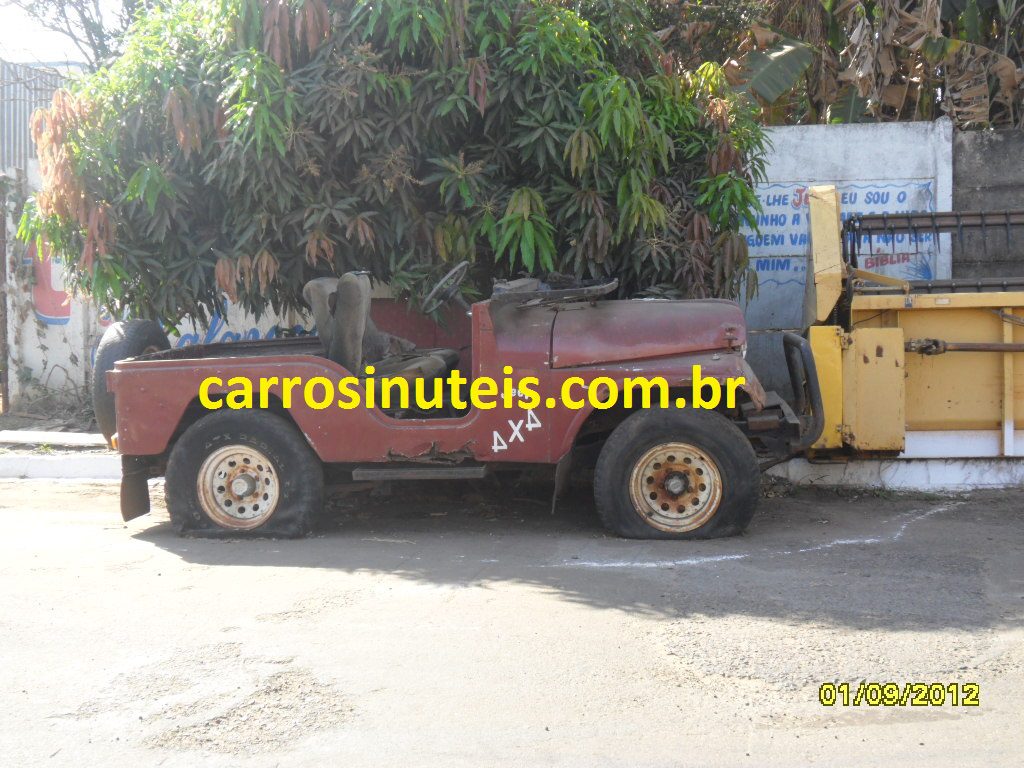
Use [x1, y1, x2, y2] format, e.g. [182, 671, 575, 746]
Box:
[0, 478, 1021, 766]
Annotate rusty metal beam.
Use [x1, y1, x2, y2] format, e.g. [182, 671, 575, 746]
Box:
[842, 210, 1024, 270]
[847, 210, 1024, 234]
[906, 338, 1024, 355]
[855, 277, 1024, 295]
[352, 466, 489, 480]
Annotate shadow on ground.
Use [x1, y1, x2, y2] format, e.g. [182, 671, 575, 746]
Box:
[133, 475, 1024, 633]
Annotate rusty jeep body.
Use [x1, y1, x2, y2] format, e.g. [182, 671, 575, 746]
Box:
[105, 272, 821, 540]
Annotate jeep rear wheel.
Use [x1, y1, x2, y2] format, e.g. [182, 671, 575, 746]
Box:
[594, 409, 759, 539]
[166, 410, 322, 538]
[196, 444, 282, 531]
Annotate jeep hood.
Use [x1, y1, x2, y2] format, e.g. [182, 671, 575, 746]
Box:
[550, 299, 745, 369]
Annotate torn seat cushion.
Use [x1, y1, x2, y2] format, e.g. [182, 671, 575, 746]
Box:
[303, 274, 418, 369]
[326, 273, 370, 373]
[302, 277, 341, 351]
[364, 349, 459, 381]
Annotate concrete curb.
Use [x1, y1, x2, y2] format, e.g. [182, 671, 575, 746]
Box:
[769, 457, 1024, 491]
[0, 430, 107, 448]
[0, 454, 121, 480]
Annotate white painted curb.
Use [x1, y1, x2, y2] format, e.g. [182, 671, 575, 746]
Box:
[0, 430, 107, 448]
[0, 454, 121, 480]
[769, 457, 1024, 492]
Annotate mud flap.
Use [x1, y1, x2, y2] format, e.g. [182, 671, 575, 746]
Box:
[551, 450, 573, 515]
[120, 455, 152, 522]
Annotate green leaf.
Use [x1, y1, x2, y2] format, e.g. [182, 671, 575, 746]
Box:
[743, 39, 815, 104]
[962, 0, 981, 42]
[829, 87, 869, 124]
[521, 221, 535, 269]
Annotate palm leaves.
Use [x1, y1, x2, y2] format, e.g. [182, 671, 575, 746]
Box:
[743, 38, 816, 105]
[712, 1, 1023, 127]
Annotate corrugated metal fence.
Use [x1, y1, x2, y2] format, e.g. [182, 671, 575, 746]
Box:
[1, 60, 64, 173]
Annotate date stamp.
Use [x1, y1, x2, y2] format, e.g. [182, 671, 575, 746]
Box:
[819, 682, 980, 707]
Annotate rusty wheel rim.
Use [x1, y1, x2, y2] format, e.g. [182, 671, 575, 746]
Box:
[197, 445, 280, 530]
[628, 442, 723, 533]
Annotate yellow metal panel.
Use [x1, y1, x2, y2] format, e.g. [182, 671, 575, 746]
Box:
[804, 186, 845, 327]
[842, 328, 905, 451]
[896, 308, 1004, 430]
[853, 291, 1024, 312]
[809, 326, 844, 450]
[850, 294, 1024, 432]
[1003, 308, 1015, 455]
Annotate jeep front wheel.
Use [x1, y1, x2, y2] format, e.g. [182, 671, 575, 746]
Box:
[594, 409, 759, 539]
[166, 410, 323, 538]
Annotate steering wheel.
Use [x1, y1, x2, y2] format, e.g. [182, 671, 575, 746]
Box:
[422, 261, 470, 314]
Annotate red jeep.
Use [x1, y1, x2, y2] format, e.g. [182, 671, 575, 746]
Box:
[100, 265, 821, 539]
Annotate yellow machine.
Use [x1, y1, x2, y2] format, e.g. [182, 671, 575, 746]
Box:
[803, 186, 1024, 459]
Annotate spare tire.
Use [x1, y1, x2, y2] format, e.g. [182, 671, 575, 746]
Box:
[92, 320, 170, 440]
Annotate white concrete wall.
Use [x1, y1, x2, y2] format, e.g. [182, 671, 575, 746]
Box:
[744, 118, 954, 332]
[4, 249, 308, 409]
[740, 119, 954, 391]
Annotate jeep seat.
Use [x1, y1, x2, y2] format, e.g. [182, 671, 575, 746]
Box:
[365, 349, 459, 381]
[304, 274, 459, 381]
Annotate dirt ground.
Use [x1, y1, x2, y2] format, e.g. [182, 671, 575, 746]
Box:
[0, 411, 94, 434]
[0, 478, 1021, 767]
